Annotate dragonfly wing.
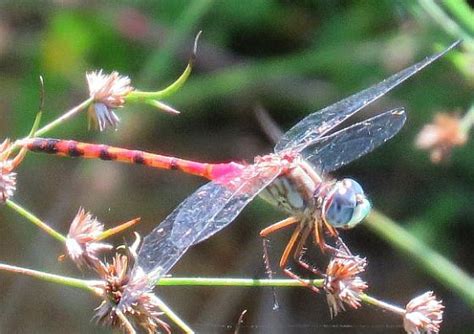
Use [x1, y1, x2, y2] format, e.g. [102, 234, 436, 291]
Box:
[171, 164, 282, 247]
[301, 108, 406, 173]
[136, 203, 192, 280]
[275, 41, 459, 152]
[136, 164, 281, 279]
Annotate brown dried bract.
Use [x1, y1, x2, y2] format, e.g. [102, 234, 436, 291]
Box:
[403, 291, 444, 334]
[324, 255, 368, 318]
[415, 113, 468, 163]
[0, 139, 26, 202]
[94, 244, 170, 334]
[66, 208, 113, 270]
[86, 70, 133, 130]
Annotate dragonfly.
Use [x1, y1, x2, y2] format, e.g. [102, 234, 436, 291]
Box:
[23, 42, 459, 289]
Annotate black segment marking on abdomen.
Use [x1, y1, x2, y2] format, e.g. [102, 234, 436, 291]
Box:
[169, 158, 178, 170]
[132, 151, 145, 164]
[31, 139, 59, 154]
[67, 141, 84, 157]
[99, 146, 115, 160]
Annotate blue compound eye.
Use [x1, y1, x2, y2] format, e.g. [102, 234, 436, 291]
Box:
[342, 178, 364, 195]
[325, 179, 371, 229]
[325, 183, 357, 228]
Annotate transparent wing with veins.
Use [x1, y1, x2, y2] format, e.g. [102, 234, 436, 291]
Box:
[135, 164, 282, 281]
[275, 41, 460, 153]
[301, 108, 406, 174]
[171, 163, 282, 247]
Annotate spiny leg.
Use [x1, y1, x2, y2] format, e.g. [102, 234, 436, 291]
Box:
[260, 216, 299, 280]
[293, 225, 324, 277]
[260, 216, 299, 309]
[279, 224, 319, 293]
[313, 220, 353, 259]
[335, 236, 353, 257]
[313, 221, 339, 254]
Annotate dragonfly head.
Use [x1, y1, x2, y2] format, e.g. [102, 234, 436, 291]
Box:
[322, 178, 371, 229]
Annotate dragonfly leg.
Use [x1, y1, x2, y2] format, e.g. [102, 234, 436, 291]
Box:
[280, 224, 319, 293]
[335, 236, 353, 257]
[313, 221, 327, 253]
[293, 226, 324, 277]
[260, 216, 299, 237]
[313, 227, 353, 259]
[260, 216, 299, 309]
[322, 218, 338, 238]
[260, 216, 299, 280]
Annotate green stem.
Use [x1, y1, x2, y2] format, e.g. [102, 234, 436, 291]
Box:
[365, 209, 474, 307]
[442, 0, 474, 35]
[155, 295, 194, 334]
[126, 58, 194, 102]
[0, 262, 98, 292]
[3, 99, 92, 161]
[156, 277, 324, 287]
[415, 0, 473, 42]
[5, 199, 67, 243]
[360, 293, 405, 316]
[34, 97, 93, 137]
[0, 262, 405, 323]
[4, 99, 93, 239]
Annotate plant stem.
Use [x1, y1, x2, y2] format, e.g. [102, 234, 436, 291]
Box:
[0, 262, 98, 291]
[4, 99, 93, 239]
[155, 295, 194, 334]
[360, 293, 405, 315]
[0, 262, 406, 324]
[5, 98, 92, 157]
[127, 57, 194, 102]
[5, 199, 67, 243]
[365, 209, 474, 307]
[414, 0, 473, 43]
[156, 277, 324, 287]
[35, 97, 93, 137]
[441, 0, 474, 36]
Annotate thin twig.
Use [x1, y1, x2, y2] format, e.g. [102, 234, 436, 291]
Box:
[5, 199, 67, 243]
[154, 295, 194, 334]
[35, 98, 93, 137]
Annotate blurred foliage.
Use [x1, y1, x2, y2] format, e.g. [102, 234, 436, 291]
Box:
[0, 1, 473, 333]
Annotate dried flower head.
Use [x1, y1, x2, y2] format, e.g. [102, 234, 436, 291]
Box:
[66, 208, 112, 270]
[0, 139, 26, 203]
[86, 70, 134, 131]
[324, 255, 368, 318]
[95, 244, 170, 334]
[403, 291, 444, 334]
[415, 113, 468, 163]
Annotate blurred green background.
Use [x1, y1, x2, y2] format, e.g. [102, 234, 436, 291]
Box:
[0, 1, 473, 333]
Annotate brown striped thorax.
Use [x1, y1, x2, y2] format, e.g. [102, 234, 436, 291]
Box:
[258, 152, 371, 230]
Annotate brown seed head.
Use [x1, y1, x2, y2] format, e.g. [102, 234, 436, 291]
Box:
[403, 291, 444, 334]
[0, 139, 26, 203]
[66, 208, 112, 270]
[94, 246, 169, 333]
[324, 255, 368, 318]
[86, 70, 133, 108]
[86, 70, 133, 130]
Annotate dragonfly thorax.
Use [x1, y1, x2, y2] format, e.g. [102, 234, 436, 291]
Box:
[259, 155, 371, 230]
[259, 159, 322, 214]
